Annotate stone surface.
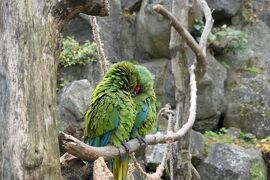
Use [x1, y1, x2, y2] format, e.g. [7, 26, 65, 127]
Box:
[145, 143, 167, 166]
[140, 59, 175, 107]
[136, 0, 171, 59]
[193, 54, 227, 132]
[190, 130, 205, 167]
[197, 143, 267, 180]
[63, 14, 93, 43]
[58, 61, 102, 87]
[206, 0, 242, 20]
[226, 127, 241, 138]
[56, 79, 93, 135]
[96, 0, 137, 62]
[145, 131, 205, 168]
[222, 21, 270, 138]
[253, 0, 270, 28]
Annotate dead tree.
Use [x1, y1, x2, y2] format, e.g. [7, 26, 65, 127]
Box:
[0, 0, 108, 179]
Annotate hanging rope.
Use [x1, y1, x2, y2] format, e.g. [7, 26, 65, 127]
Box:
[89, 16, 108, 75]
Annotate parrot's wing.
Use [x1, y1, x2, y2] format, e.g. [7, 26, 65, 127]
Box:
[130, 97, 149, 137]
[84, 94, 120, 146]
[85, 92, 136, 147]
[137, 96, 156, 137]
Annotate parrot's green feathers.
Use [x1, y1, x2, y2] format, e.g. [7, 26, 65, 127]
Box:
[132, 65, 157, 137]
[84, 61, 138, 148]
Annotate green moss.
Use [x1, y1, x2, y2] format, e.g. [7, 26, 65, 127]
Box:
[250, 162, 264, 180]
[203, 129, 257, 157]
[245, 67, 263, 74]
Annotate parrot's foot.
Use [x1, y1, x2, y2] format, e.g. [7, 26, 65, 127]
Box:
[121, 141, 130, 154]
[136, 134, 148, 147]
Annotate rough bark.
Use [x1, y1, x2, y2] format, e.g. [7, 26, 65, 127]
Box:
[0, 1, 61, 179]
[0, 0, 108, 179]
[169, 0, 192, 179]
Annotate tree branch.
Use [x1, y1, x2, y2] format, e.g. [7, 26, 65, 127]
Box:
[153, 2, 213, 82]
[59, 65, 197, 161]
[197, 0, 214, 54]
[51, 0, 109, 31]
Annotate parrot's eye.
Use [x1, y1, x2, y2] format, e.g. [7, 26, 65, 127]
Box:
[133, 84, 140, 95]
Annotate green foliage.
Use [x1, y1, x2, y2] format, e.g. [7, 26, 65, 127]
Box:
[192, 20, 248, 54]
[250, 162, 265, 180]
[59, 36, 97, 67]
[204, 129, 257, 157]
[240, 132, 257, 143]
[209, 25, 248, 53]
[220, 61, 231, 69]
[192, 19, 205, 42]
[59, 79, 70, 88]
[245, 67, 263, 74]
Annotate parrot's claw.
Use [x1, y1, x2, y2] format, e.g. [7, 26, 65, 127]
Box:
[121, 141, 130, 154]
[136, 134, 148, 147]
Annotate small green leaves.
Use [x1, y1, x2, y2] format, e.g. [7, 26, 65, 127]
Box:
[59, 36, 98, 67]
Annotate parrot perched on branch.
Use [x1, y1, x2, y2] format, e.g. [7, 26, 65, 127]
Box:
[84, 61, 140, 180]
[130, 65, 156, 142]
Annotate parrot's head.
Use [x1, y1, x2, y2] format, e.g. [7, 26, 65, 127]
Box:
[108, 61, 140, 93]
[134, 65, 154, 95]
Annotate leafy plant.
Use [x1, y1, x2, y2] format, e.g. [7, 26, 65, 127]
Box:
[59, 36, 97, 67]
[209, 25, 248, 53]
[250, 162, 265, 180]
[192, 20, 248, 54]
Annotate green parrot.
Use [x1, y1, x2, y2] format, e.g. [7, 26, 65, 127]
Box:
[130, 65, 156, 143]
[84, 61, 140, 180]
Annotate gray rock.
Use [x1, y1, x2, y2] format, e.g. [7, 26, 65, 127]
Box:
[57, 79, 93, 134]
[206, 0, 242, 20]
[197, 143, 267, 180]
[140, 59, 175, 107]
[222, 21, 270, 138]
[226, 127, 241, 138]
[145, 143, 167, 166]
[96, 0, 137, 62]
[253, 0, 270, 28]
[193, 54, 227, 132]
[136, 0, 171, 59]
[145, 130, 205, 169]
[190, 130, 205, 167]
[58, 61, 102, 87]
[63, 14, 93, 43]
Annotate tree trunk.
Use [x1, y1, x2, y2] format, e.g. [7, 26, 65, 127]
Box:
[0, 0, 108, 178]
[170, 0, 192, 179]
[0, 1, 61, 179]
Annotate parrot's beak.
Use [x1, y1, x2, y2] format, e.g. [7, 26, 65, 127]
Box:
[132, 84, 140, 96]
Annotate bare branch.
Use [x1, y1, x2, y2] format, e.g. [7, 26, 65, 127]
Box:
[197, 0, 214, 54]
[59, 65, 197, 161]
[153, 2, 213, 82]
[51, 0, 109, 31]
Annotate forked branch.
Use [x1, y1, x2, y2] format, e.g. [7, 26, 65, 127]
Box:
[153, 0, 213, 82]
